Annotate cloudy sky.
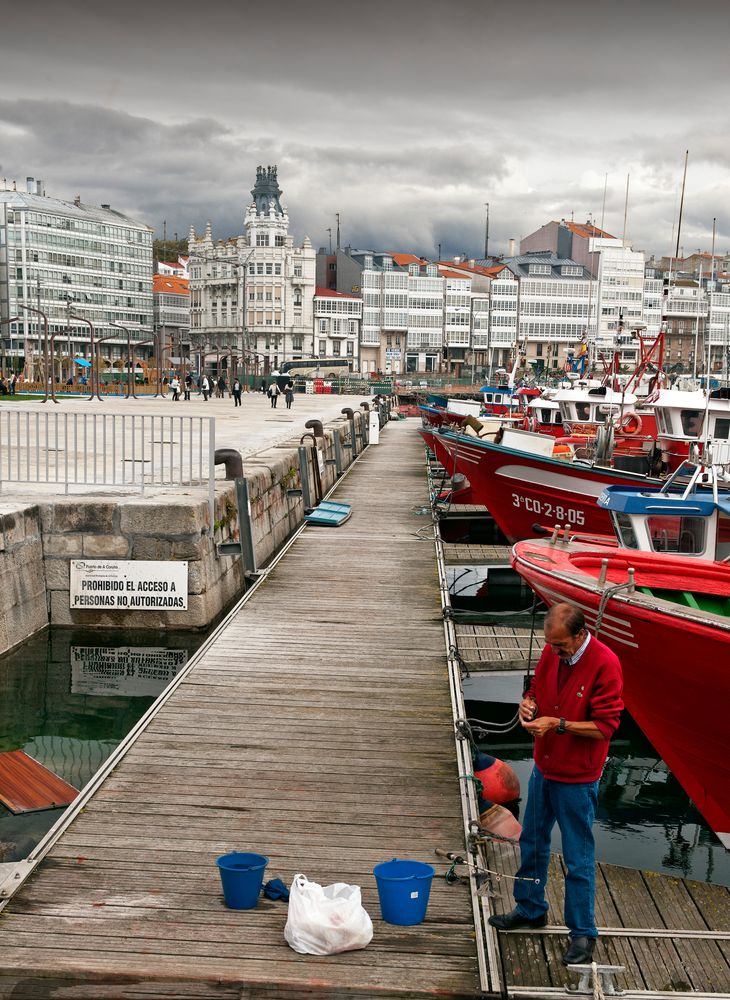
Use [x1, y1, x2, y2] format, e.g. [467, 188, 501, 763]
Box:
[1, 0, 729, 260]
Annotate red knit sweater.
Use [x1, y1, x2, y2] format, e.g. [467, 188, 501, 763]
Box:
[525, 636, 624, 783]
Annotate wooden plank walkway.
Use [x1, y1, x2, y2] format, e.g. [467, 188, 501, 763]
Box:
[486, 839, 730, 995]
[455, 624, 545, 672]
[444, 544, 512, 566]
[0, 420, 482, 1000]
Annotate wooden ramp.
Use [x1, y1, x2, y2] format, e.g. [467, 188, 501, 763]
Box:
[0, 420, 481, 1000]
[0, 751, 78, 814]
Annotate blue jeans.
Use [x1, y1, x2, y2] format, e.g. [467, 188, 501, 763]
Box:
[513, 766, 599, 939]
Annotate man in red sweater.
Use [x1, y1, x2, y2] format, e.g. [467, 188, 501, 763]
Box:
[488, 602, 624, 966]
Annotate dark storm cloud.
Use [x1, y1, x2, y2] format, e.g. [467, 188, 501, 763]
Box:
[1, 0, 729, 257]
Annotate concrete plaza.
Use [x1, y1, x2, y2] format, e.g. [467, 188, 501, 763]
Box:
[0, 388, 376, 507]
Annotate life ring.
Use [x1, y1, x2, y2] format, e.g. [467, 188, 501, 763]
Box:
[619, 412, 642, 436]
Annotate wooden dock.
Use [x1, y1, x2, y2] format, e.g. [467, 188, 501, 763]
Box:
[486, 839, 730, 996]
[0, 420, 483, 999]
[430, 444, 730, 998]
[443, 544, 513, 566]
[455, 624, 545, 672]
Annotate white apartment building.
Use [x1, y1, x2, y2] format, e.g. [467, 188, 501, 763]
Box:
[188, 166, 315, 374]
[313, 288, 362, 368]
[707, 281, 730, 371]
[406, 259, 444, 373]
[488, 269, 519, 370]
[153, 274, 190, 362]
[332, 250, 450, 374]
[0, 178, 153, 379]
[520, 220, 645, 367]
[502, 254, 595, 373]
[593, 240, 645, 365]
[442, 269, 472, 372]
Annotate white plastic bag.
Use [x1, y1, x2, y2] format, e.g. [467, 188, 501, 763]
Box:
[284, 873, 373, 955]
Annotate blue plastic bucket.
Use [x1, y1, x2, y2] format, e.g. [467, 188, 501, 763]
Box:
[215, 852, 269, 909]
[373, 858, 435, 925]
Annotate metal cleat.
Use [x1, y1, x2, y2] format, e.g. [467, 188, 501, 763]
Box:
[567, 961, 624, 997]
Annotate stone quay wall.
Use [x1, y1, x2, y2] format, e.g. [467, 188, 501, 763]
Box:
[0, 410, 373, 656]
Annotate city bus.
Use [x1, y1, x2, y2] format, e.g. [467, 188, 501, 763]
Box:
[278, 358, 352, 380]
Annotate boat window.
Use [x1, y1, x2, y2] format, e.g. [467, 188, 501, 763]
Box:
[540, 409, 552, 422]
[717, 513, 730, 561]
[559, 403, 571, 420]
[712, 417, 730, 440]
[594, 406, 607, 423]
[655, 409, 669, 435]
[554, 411, 563, 425]
[575, 402, 590, 420]
[681, 409, 702, 435]
[611, 512, 639, 549]
[647, 515, 706, 555]
[484, 393, 492, 402]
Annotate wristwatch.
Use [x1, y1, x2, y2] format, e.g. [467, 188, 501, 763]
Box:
[556, 717, 567, 734]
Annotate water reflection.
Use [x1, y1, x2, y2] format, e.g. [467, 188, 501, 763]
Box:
[0, 626, 209, 864]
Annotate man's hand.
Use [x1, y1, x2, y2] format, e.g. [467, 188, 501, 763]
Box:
[523, 716, 559, 738]
[519, 696, 538, 725]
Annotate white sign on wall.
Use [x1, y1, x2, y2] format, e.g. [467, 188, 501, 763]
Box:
[71, 646, 189, 696]
[70, 560, 188, 611]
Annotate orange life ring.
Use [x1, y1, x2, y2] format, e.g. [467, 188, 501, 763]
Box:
[619, 412, 642, 436]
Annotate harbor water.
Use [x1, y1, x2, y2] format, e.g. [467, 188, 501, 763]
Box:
[0, 625, 213, 863]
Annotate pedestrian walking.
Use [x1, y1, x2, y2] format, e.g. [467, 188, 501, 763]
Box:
[9, 372, 16, 396]
[201, 374, 210, 401]
[184, 372, 192, 401]
[268, 380, 280, 408]
[232, 377, 242, 407]
[260, 379, 267, 394]
[170, 375, 180, 401]
[284, 379, 294, 409]
[217, 376, 227, 399]
[488, 602, 623, 968]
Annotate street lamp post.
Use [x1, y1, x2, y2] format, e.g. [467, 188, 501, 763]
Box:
[17, 304, 58, 403]
[0, 317, 20, 379]
[68, 314, 100, 401]
[109, 321, 137, 399]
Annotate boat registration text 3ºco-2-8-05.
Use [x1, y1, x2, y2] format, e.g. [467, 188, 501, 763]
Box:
[511, 493, 585, 525]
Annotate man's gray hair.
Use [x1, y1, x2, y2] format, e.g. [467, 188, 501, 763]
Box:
[545, 602, 586, 636]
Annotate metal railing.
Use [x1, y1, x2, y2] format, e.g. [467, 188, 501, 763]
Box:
[0, 412, 215, 502]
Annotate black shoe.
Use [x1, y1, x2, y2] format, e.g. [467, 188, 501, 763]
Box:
[488, 908, 548, 931]
[562, 936, 596, 966]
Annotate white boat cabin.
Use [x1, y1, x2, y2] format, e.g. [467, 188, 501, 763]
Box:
[553, 386, 638, 426]
[650, 389, 730, 444]
[527, 396, 564, 430]
[598, 475, 730, 561]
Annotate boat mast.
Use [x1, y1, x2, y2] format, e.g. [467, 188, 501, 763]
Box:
[675, 150, 689, 260]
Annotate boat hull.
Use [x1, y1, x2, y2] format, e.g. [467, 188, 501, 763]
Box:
[511, 540, 730, 848]
[433, 430, 659, 543]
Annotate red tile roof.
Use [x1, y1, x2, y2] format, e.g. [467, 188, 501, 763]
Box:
[562, 221, 615, 240]
[390, 252, 426, 266]
[438, 267, 471, 280]
[314, 286, 360, 299]
[153, 275, 189, 295]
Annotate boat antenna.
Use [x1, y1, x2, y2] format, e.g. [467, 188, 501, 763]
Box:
[693, 257, 703, 380]
[675, 150, 689, 260]
[600, 173, 608, 233]
[621, 174, 630, 247]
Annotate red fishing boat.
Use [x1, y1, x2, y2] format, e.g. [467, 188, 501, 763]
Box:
[422, 426, 660, 542]
[511, 471, 730, 848]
